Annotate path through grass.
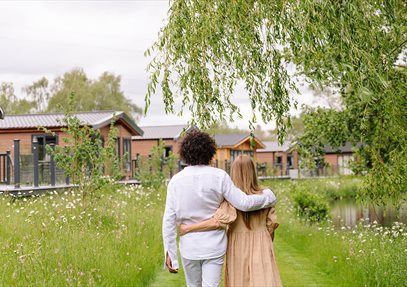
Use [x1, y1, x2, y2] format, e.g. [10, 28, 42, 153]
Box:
[149, 235, 334, 287]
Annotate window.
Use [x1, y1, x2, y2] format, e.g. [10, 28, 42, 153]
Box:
[230, 150, 241, 162]
[275, 156, 283, 167]
[164, 146, 173, 158]
[231, 150, 253, 162]
[243, 150, 254, 157]
[123, 138, 131, 171]
[32, 134, 58, 161]
[287, 153, 294, 169]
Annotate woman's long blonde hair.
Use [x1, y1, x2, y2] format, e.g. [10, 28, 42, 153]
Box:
[231, 155, 262, 229]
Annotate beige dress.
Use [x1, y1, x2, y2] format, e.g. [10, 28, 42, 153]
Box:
[214, 203, 282, 287]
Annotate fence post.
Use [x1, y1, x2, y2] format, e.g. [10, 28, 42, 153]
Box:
[14, 139, 20, 188]
[177, 160, 182, 172]
[50, 143, 56, 186]
[6, 150, 11, 184]
[215, 159, 218, 168]
[32, 137, 39, 187]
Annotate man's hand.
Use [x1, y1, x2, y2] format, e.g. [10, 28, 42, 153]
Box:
[165, 253, 178, 273]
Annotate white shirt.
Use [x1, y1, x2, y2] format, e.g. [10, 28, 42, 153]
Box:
[162, 165, 277, 269]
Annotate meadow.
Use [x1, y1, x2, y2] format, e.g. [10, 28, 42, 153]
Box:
[269, 179, 406, 287]
[0, 177, 405, 286]
[0, 185, 165, 286]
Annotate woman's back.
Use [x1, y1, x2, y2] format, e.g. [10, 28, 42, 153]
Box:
[225, 190, 282, 287]
[229, 207, 270, 233]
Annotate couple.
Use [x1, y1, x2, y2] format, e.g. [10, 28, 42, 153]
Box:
[162, 131, 282, 287]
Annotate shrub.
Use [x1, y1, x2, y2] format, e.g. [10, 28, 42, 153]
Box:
[136, 139, 177, 189]
[292, 189, 330, 222]
[41, 97, 120, 199]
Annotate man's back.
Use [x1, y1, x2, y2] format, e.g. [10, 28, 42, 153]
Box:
[168, 165, 229, 260]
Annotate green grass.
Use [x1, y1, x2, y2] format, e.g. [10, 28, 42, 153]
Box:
[1, 177, 405, 286]
[269, 178, 407, 287]
[149, 227, 337, 287]
[0, 185, 165, 286]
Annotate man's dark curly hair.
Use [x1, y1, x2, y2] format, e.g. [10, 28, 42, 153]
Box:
[180, 130, 217, 166]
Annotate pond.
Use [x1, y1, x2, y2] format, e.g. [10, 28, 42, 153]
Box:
[331, 199, 407, 228]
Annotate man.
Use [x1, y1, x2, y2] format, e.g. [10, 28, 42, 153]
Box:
[162, 131, 277, 287]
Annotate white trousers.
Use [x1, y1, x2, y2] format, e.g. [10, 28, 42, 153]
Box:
[181, 255, 224, 287]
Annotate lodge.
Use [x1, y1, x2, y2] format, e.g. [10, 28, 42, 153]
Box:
[0, 111, 143, 185]
[0, 116, 358, 189]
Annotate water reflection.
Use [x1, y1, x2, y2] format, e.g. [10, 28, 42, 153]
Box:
[331, 200, 407, 228]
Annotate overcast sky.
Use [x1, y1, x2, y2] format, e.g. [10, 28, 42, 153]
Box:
[0, 0, 315, 131]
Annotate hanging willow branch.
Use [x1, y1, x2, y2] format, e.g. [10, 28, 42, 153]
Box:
[146, 0, 407, 202]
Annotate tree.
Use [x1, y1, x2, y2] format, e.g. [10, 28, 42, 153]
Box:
[46, 68, 142, 116]
[204, 121, 248, 135]
[146, 0, 407, 203]
[23, 77, 50, 113]
[0, 82, 34, 115]
[42, 95, 121, 199]
[205, 121, 271, 141]
[268, 113, 305, 142]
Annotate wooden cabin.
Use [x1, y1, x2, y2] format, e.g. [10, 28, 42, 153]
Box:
[213, 134, 265, 163]
[0, 111, 143, 178]
[323, 142, 355, 175]
[256, 141, 299, 177]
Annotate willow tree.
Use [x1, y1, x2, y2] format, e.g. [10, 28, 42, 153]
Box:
[146, 0, 406, 203]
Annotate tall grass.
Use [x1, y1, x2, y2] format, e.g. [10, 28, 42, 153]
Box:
[269, 178, 406, 287]
[0, 185, 165, 286]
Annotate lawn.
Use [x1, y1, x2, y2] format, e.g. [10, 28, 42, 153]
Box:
[1, 177, 405, 286]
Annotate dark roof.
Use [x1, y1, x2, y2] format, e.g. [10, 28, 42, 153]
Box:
[132, 124, 192, 140]
[324, 142, 354, 153]
[0, 111, 143, 136]
[213, 134, 248, 147]
[257, 141, 292, 153]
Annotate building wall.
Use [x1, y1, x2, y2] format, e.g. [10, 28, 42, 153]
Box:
[324, 154, 338, 166]
[256, 152, 274, 165]
[131, 139, 182, 158]
[214, 148, 230, 163]
[0, 129, 65, 158]
[0, 122, 137, 178]
[256, 150, 299, 170]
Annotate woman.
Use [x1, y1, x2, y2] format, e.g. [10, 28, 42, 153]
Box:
[179, 155, 282, 287]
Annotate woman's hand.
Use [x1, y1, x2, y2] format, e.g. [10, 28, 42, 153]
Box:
[178, 224, 188, 236]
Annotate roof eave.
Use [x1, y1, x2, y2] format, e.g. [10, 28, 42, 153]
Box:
[233, 136, 266, 149]
[92, 112, 144, 136]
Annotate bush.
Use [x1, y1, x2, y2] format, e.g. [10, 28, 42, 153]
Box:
[136, 139, 177, 189]
[41, 99, 120, 199]
[292, 189, 330, 222]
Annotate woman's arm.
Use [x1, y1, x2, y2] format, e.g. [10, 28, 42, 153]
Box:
[179, 201, 237, 236]
[179, 217, 223, 236]
[222, 174, 276, 211]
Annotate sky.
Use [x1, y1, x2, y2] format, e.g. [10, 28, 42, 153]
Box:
[0, 0, 316, 131]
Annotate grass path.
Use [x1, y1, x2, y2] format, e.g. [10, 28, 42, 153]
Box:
[149, 237, 335, 287]
[274, 238, 335, 287]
